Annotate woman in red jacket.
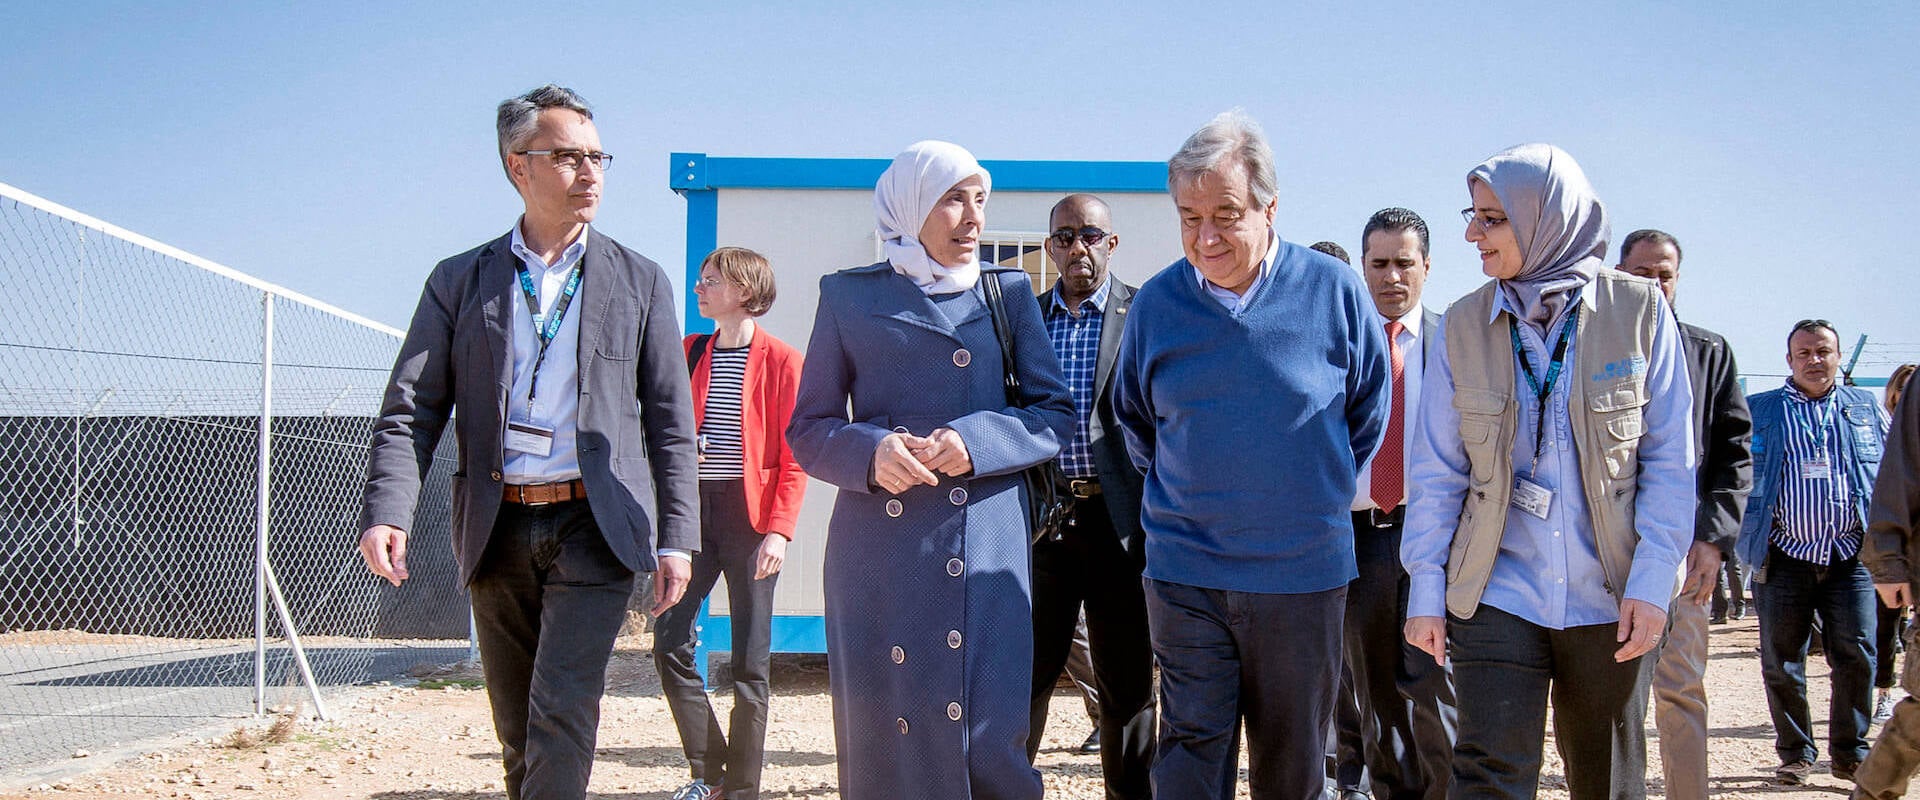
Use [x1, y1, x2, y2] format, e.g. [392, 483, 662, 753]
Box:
[656, 246, 807, 800]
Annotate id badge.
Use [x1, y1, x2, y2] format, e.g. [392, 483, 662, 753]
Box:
[1800, 455, 1832, 481]
[1511, 476, 1553, 520]
[505, 419, 555, 457]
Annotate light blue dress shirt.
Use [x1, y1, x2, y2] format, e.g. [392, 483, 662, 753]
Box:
[1402, 288, 1696, 628]
[1191, 235, 1278, 315]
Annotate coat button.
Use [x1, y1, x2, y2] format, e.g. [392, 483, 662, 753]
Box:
[949, 487, 968, 505]
[886, 499, 904, 518]
[946, 558, 963, 577]
[897, 717, 910, 735]
[947, 630, 962, 649]
[490, 470, 503, 481]
[891, 645, 905, 664]
[953, 348, 972, 367]
[947, 702, 963, 721]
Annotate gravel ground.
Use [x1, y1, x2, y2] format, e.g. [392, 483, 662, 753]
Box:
[0, 616, 1896, 799]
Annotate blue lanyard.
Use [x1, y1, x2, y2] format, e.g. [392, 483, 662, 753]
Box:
[1510, 313, 1578, 474]
[516, 262, 582, 406]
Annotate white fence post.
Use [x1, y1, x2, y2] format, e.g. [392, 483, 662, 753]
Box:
[253, 292, 274, 717]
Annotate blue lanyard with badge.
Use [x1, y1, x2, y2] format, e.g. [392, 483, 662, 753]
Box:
[1799, 396, 1837, 484]
[1508, 311, 1577, 520]
[504, 261, 582, 458]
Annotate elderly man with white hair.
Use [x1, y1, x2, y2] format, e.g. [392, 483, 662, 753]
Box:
[1112, 110, 1392, 800]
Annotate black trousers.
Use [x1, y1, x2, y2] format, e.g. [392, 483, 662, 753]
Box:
[469, 499, 636, 800]
[1341, 511, 1457, 800]
[1447, 605, 1656, 800]
[654, 480, 780, 800]
[1712, 550, 1747, 618]
[1029, 494, 1156, 800]
[1145, 577, 1345, 800]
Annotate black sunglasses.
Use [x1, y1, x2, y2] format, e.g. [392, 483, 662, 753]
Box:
[1048, 226, 1111, 248]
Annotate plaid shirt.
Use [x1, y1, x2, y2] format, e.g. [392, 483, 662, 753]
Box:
[1044, 279, 1110, 479]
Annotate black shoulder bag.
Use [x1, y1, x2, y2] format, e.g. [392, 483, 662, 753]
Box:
[980, 272, 1072, 545]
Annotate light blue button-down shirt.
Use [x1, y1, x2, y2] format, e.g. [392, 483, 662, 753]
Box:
[1402, 288, 1696, 628]
[1192, 234, 1278, 315]
[504, 221, 588, 484]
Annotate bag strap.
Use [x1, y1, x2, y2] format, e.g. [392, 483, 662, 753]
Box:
[979, 271, 1023, 405]
[685, 333, 713, 374]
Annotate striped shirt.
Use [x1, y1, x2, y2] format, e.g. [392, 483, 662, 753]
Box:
[1770, 379, 1861, 563]
[697, 345, 750, 480]
[1045, 279, 1111, 479]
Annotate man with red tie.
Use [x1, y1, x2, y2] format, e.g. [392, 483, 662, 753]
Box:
[1339, 208, 1458, 800]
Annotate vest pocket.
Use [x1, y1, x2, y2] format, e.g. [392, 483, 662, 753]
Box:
[1454, 388, 1506, 484]
[1591, 378, 1648, 480]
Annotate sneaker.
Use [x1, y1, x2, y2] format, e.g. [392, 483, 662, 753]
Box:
[1876, 692, 1895, 723]
[1833, 760, 1860, 781]
[1776, 760, 1814, 786]
[670, 781, 717, 800]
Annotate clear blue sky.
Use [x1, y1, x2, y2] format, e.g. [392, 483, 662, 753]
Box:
[5, 2, 1917, 380]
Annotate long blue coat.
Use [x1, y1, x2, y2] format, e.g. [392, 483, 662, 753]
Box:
[787, 264, 1074, 800]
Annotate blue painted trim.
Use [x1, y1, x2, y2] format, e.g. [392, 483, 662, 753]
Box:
[683, 188, 717, 335]
[696, 613, 829, 657]
[670, 152, 1166, 193]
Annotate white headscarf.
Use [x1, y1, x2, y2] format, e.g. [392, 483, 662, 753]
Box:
[875, 141, 992, 295]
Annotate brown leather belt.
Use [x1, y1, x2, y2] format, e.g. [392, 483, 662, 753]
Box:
[502, 479, 586, 506]
[1065, 479, 1101, 499]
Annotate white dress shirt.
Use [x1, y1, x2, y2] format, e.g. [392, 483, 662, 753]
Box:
[1352, 305, 1425, 511]
[1193, 235, 1280, 315]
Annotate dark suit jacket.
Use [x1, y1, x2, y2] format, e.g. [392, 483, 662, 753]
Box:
[1039, 278, 1147, 559]
[360, 230, 700, 583]
[1678, 320, 1753, 552]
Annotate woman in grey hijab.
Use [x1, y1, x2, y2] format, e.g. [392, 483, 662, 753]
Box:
[1400, 144, 1698, 800]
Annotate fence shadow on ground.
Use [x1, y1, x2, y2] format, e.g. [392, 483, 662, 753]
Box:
[19, 646, 469, 688]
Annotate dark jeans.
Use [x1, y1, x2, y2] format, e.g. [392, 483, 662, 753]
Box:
[1754, 546, 1877, 766]
[654, 480, 779, 800]
[469, 499, 636, 800]
[1447, 605, 1656, 800]
[1030, 494, 1155, 800]
[1341, 513, 1457, 800]
[1145, 577, 1345, 800]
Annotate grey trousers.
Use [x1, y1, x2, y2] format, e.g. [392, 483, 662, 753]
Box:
[470, 499, 636, 800]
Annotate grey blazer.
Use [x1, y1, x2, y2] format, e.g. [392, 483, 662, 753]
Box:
[360, 230, 700, 583]
[1037, 279, 1147, 560]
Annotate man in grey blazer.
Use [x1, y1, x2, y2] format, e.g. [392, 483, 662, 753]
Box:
[357, 85, 698, 800]
[1028, 194, 1154, 800]
[1337, 208, 1456, 800]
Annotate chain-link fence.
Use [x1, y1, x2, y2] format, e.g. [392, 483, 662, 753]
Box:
[0, 182, 469, 773]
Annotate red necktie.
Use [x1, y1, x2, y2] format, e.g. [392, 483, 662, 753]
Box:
[1371, 320, 1406, 510]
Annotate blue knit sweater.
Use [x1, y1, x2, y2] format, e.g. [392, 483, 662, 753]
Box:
[1113, 240, 1392, 594]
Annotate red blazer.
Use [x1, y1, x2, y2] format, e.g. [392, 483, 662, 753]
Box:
[685, 330, 808, 539]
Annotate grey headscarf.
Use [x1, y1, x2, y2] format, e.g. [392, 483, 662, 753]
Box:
[1468, 143, 1610, 332]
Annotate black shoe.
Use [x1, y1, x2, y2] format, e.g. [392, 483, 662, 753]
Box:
[1833, 760, 1860, 781]
[1079, 730, 1101, 753]
[1710, 612, 1728, 625]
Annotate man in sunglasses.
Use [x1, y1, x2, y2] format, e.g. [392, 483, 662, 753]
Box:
[358, 84, 698, 800]
[1028, 194, 1155, 799]
[1738, 319, 1888, 785]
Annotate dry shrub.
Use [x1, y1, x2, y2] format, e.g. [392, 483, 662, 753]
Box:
[222, 713, 297, 750]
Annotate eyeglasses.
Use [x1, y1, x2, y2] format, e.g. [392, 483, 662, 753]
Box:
[517, 149, 615, 172]
[1048, 226, 1112, 248]
[1459, 208, 1508, 232]
[695, 276, 730, 288]
[1792, 318, 1836, 337]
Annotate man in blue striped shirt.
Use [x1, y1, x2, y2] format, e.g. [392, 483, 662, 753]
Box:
[1738, 319, 1890, 785]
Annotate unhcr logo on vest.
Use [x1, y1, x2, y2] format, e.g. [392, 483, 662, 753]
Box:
[1593, 355, 1648, 382]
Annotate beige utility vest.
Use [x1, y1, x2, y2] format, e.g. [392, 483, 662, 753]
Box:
[1440, 268, 1663, 618]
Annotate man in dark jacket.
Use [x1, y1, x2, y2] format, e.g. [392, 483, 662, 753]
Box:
[1618, 229, 1753, 800]
[1857, 372, 1920, 796]
[1028, 193, 1154, 800]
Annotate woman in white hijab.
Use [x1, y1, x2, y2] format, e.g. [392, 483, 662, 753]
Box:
[1401, 144, 1697, 800]
[787, 141, 1074, 800]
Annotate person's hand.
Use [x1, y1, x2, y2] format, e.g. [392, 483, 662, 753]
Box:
[1876, 582, 1913, 610]
[650, 556, 692, 617]
[1404, 616, 1447, 666]
[1615, 598, 1668, 662]
[358, 525, 409, 587]
[873, 432, 940, 494]
[912, 428, 974, 477]
[1679, 542, 1723, 606]
[754, 534, 789, 580]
